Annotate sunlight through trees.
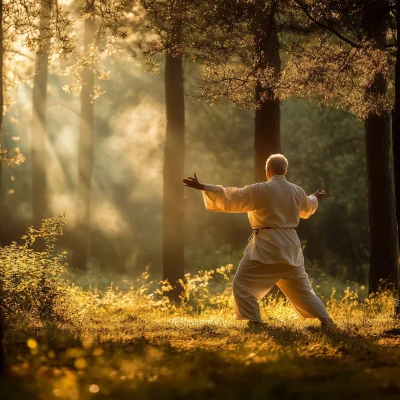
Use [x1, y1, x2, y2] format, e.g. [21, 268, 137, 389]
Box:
[0, 1, 400, 397]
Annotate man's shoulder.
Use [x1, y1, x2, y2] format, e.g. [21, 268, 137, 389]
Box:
[287, 181, 304, 190]
[286, 181, 308, 198]
[252, 180, 305, 193]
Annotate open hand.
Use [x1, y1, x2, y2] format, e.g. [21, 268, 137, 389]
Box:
[313, 189, 326, 200]
[183, 173, 204, 190]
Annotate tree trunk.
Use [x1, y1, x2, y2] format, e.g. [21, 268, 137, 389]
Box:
[254, 9, 281, 183]
[364, 6, 398, 293]
[0, 0, 6, 376]
[366, 111, 398, 293]
[392, 0, 400, 314]
[163, 51, 185, 297]
[0, 0, 3, 244]
[31, 0, 51, 229]
[72, 1, 95, 270]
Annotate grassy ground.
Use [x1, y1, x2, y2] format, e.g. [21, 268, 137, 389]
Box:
[3, 218, 399, 399]
[3, 283, 400, 400]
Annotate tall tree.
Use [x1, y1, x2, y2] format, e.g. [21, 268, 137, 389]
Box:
[393, 1, 400, 315]
[254, 0, 281, 182]
[163, 46, 185, 295]
[0, 0, 4, 376]
[285, 0, 399, 293]
[0, 0, 4, 241]
[363, 4, 398, 293]
[168, 1, 284, 182]
[135, 0, 187, 290]
[392, 1, 400, 253]
[162, 3, 186, 294]
[72, 0, 95, 270]
[31, 0, 51, 229]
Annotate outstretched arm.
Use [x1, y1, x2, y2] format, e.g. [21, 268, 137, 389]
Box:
[300, 189, 326, 219]
[183, 173, 259, 213]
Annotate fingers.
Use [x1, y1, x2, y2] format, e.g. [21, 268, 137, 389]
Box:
[183, 173, 201, 189]
[183, 173, 200, 183]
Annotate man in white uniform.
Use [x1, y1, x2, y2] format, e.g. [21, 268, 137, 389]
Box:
[183, 154, 336, 329]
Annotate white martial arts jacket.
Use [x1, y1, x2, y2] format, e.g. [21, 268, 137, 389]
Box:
[202, 175, 318, 266]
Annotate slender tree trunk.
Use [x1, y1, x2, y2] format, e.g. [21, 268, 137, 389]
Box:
[72, 1, 94, 270]
[392, 0, 400, 315]
[163, 50, 185, 296]
[364, 6, 398, 293]
[31, 0, 51, 229]
[0, 0, 6, 376]
[394, 3, 400, 252]
[0, 0, 3, 244]
[254, 7, 281, 183]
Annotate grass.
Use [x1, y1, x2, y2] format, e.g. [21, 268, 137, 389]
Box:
[3, 281, 400, 400]
[1, 217, 399, 399]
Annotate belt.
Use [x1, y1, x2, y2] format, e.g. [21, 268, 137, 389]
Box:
[253, 227, 271, 235]
[248, 226, 297, 241]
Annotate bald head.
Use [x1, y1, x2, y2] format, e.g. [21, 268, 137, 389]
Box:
[266, 154, 288, 177]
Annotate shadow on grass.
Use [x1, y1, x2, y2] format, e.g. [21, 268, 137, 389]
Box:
[3, 322, 400, 400]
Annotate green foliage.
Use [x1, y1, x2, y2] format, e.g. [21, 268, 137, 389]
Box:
[0, 214, 69, 324]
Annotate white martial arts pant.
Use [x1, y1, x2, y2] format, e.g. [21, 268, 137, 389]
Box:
[232, 254, 331, 323]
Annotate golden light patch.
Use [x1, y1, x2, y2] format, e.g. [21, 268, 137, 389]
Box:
[89, 384, 100, 393]
[27, 338, 38, 349]
[74, 357, 87, 369]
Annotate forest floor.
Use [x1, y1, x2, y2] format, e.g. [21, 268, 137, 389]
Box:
[2, 218, 399, 399]
[3, 287, 400, 400]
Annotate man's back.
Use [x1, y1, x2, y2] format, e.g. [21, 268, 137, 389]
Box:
[251, 175, 317, 230]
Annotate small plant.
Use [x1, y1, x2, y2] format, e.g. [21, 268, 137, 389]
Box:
[178, 264, 234, 312]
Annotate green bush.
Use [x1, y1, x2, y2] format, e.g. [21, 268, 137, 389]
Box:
[0, 214, 69, 324]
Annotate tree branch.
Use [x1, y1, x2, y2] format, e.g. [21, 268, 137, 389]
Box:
[293, 0, 363, 49]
